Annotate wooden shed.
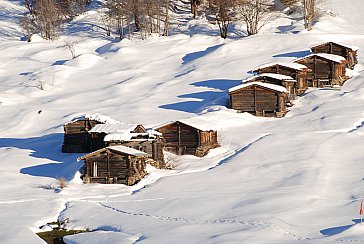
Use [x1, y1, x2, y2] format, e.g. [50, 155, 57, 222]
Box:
[88, 123, 166, 169]
[156, 120, 219, 157]
[243, 73, 297, 100]
[78, 145, 147, 185]
[228, 82, 289, 118]
[310, 42, 358, 69]
[294, 53, 349, 87]
[253, 62, 310, 96]
[62, 113, 120, 153]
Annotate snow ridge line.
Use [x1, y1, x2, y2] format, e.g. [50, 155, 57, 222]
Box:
[208, 134, 271, 170]
[97, 202, 309, 241]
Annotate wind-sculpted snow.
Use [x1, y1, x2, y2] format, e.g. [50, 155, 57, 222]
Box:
[1, 0, 364, 243]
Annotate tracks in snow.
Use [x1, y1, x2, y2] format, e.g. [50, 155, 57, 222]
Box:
[97, 202, 309, 241]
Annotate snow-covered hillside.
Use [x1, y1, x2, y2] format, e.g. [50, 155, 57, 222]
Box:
[0, 0, 364, 243]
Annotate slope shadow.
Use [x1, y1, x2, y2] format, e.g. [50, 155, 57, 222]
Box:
[320, 219, 361, 236]
[273, 50, 311, 58]
[159, 79, 240, 113]
[0, 133, 82, 180]
[182, 44, 224, 65]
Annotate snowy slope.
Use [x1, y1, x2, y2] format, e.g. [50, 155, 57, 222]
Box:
[0, 0, 364, 243]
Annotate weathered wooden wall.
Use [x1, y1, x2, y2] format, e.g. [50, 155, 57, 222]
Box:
[230, 85, 287, 117]
[62, 120, 102, 153]
[256, 66, 308, 95]
[107, 139, 165, 169]
[83, 150, 146, 185]
[295, 56, 348, 87]
[311, 43, 358, 69]
[157, 122, 219, 157]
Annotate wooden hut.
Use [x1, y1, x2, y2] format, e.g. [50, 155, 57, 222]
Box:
[156, 120, 219, 157]
[62, 113, 119, 153]
[228, 82, 290, 118]
[294, 53, 349, 87]
[89, 124, 166, 169]
[310, 42, 358, 69]
[78, 145, 147, 185]
[253, 63, 310, 95]
[243, 73, 297, 100]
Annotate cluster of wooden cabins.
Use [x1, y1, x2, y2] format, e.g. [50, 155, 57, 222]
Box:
[63, 114, 219, 185]
[229, 41, 358, 117]
[64, 41, 358, 186]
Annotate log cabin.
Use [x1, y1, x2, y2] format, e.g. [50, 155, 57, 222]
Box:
[155, 119, 219, 157]
[253, 62, 310, 96]
[89, 124, 166, 169]
[243, 73, 297, 100]
[78, 145, 147, 185]
[228, 82, 290, 118]
[62, 113, 120, 153]
[310, 42, 359, 69]
[294, 53, 349, 87]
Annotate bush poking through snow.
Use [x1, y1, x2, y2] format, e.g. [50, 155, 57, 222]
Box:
[57, 177, 68, 189]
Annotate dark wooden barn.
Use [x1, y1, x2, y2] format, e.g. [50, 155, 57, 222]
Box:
[78, 145, 147, 185]
[62, 113, 119, 153]
[89, 124, 166, 169]
[310, 42, 358, 69]
[243, 73, 297, 100]
[228, 82, 290, 118]
[156, 120, 219, 157]
[253, 63, 310, 96]
[294, 53, 349, 87]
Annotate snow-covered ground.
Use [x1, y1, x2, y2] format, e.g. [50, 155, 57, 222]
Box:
[0, 0, 364, 243]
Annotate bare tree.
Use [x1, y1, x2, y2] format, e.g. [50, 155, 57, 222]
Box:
[301, 0, 326, 31]
[235, 0, 273, 36]
[65, 40, 78, 59]
[34, 0, 63, 40]
[302, 0, 315, 30]
[208, 0, 235, 39]
[20, 15, 37, 42]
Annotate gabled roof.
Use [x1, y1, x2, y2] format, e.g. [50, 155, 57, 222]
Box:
[294, 53, 347, 64]
[256, 62, 309, 71]
[228, 81, 288, 93]
[77, 145, 147, 161]
[155, 118, 217, 132]
[89, 123, 144, 133]
[310, 41, 359, 52]
[244, 73, 296, 83]
[66, 113, 120, 125]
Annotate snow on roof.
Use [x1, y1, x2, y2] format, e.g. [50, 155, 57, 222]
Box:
[107, 145, 147, 157]
[89, 123, 139, 133]
[77, 145, 147, 161]
[228, 81, 288, 93]
[244, 73, 296, 83]
[67, 113, 120, 125]
[156, 118, 217, 132]
[294, 53, 347, 63]
[104, 132, 154, 142]
[310, 41, 359, 51]
[178, 117, 217, 131]
[257, 62, 309, 71]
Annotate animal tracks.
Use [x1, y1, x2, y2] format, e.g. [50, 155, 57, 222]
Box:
[98, 202, 307, 241]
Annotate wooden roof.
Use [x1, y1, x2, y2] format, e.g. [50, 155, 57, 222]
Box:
[156, 118, 216, 132]
[77, 146, 147, 161]
[244, 73, 296, 83]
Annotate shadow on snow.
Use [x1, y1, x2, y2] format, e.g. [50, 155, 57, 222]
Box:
[320, 219, 361, 236]
[159, 79, 240, 113]
[182, 44, 224, 65]
[273, 50, 311, 58]
[0, 133, 82, 180]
